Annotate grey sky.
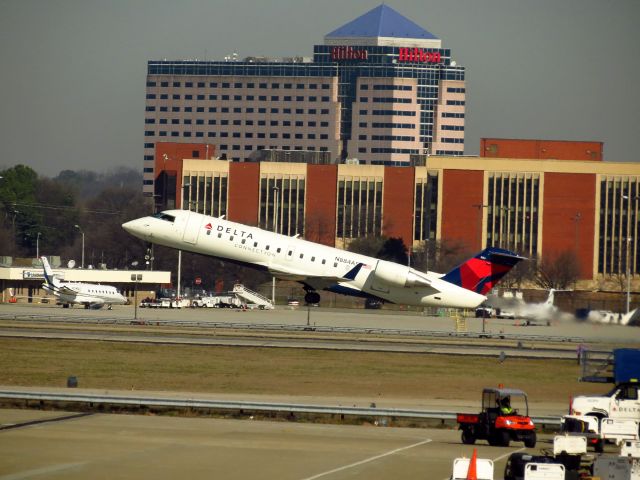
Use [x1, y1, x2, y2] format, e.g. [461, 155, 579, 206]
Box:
[1, 0, 638, 177]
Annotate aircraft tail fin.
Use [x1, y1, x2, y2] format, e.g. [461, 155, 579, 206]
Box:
[546, 289, 555, 306]
[40, 256, 60, 288]
[440, 247, 526, 295]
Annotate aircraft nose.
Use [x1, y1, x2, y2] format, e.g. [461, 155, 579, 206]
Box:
[122, 218, 151, 239]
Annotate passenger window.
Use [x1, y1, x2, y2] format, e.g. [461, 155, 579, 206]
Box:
[299, 254, 304, 259]
[311, 256, 315, 262]
[254, 242, 258, 247]
[334, 262, 338, 267]
[322, 259, 326, 264]
[266, 245, 270, 250]
[277, 248, 281, 253]
[241, 239, 246, 244]
[218, 233, 222, 238]
[230, 236, 234, 241]
[288, 250, 293, 256]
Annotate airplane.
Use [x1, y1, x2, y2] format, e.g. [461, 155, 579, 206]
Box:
[516, 289, 558, 321]
[40, 256, 127, 309]
[484, 289, 559, 322]
[586, 308, 640, 326]
[122, 210, 525, 309]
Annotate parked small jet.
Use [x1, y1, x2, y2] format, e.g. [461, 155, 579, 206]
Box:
[40, 256, 127, 309]
[122, 210, 524, 309]
[517, 289, 558, 321]
[485, 289, 559, 322]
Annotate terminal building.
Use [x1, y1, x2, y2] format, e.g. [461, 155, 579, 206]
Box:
[143, 5, 466, 195]
[152, 139, 640, 290]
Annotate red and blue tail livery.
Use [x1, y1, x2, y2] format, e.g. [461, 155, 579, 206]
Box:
[441, 247, 526, 295]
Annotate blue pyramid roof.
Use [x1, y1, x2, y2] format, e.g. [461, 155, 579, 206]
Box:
[326, 5, 438, 40]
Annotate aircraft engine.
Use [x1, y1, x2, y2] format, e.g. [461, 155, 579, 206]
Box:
[373, 260, 432, 288]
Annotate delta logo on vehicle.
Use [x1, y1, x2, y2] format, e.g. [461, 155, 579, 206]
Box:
[205, 223, 213, 235]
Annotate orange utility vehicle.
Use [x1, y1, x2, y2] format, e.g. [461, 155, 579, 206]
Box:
[457, 387, 537, 448]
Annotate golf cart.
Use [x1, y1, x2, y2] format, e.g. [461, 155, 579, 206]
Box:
[457, 387, 537, 448]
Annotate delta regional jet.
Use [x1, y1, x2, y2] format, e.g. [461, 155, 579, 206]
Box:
[41, 256, 127, 309]
[122, 210, 525, 309]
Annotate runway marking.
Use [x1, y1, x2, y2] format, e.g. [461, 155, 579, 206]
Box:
[440, 447, 525, 480]
[299, 438, 432, 480]
[0, 462, 87, 480]
[492, 446, 525, 463]
[0, 412, 93, 431]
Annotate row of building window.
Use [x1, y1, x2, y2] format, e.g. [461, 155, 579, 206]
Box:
[147, 131, 332, 140]
[147, 118, 329, 127]
[146, 106, 332, 115]
[442, 112, 465, 118]
[371, 148, 420, 154]
[441, 125, 465, 131]
[359, 110, 417, 117]
[146, 93, 331, 102]
[446, 87, 466, 93]
[441, 138, 464, 143]
[446, 100, 466, 106]
[362, 135, 416, 142]
[354, 122, 416, 129]
[358, 97, 412, 104]
[147, 81, 331, 90]
[218, 145, 329, 152]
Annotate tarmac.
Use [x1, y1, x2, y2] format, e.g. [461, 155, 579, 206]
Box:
[0, 407, 549, 480]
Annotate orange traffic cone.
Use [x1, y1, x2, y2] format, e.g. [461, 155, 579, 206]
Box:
[466, 447, 478, 480]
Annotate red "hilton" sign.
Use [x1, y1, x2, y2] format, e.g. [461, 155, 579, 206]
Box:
[331, 46, 368, 61]
[397, 48, 441, 63]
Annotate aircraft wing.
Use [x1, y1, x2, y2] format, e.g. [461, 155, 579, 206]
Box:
[58, 285, 79, 297]
[268, 263, 364, 286]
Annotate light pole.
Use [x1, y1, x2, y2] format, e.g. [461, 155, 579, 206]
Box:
[36, 232, 41, 259]
[272, 186, 280, 305]
[74, 224, 85, 268]
[177, 183, 191, 300]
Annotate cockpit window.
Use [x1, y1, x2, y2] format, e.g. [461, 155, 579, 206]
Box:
[152, 212, 176, 223]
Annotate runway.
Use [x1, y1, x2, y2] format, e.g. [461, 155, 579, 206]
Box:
[0, 408, 540, 480]
[2, 302, 639, 345]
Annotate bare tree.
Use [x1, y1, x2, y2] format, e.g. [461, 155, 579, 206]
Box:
[501, 255, 537, 289]
[535, 250, 580, 289]
[304, 210, 334, 246]
[347, 235, 388, 257]
[410, 239, 472, 273]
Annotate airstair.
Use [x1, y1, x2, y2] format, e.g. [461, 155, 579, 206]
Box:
[232, 284, 274, 310]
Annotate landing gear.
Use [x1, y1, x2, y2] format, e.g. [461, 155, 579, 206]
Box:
[304, 291, 320, 305]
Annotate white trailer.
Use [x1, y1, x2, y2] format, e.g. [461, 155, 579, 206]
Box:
[524, 463, 564, 479]
[593, 455, 640, 479]
[562, 415, 639, 452]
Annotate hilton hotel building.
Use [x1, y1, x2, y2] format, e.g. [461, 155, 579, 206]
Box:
[142, 5, 465, 194]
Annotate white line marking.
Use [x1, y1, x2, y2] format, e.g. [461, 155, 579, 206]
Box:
[492, 446, 525, 463]
[0, 462, 87, 480]
[300, 438, 432, 480]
